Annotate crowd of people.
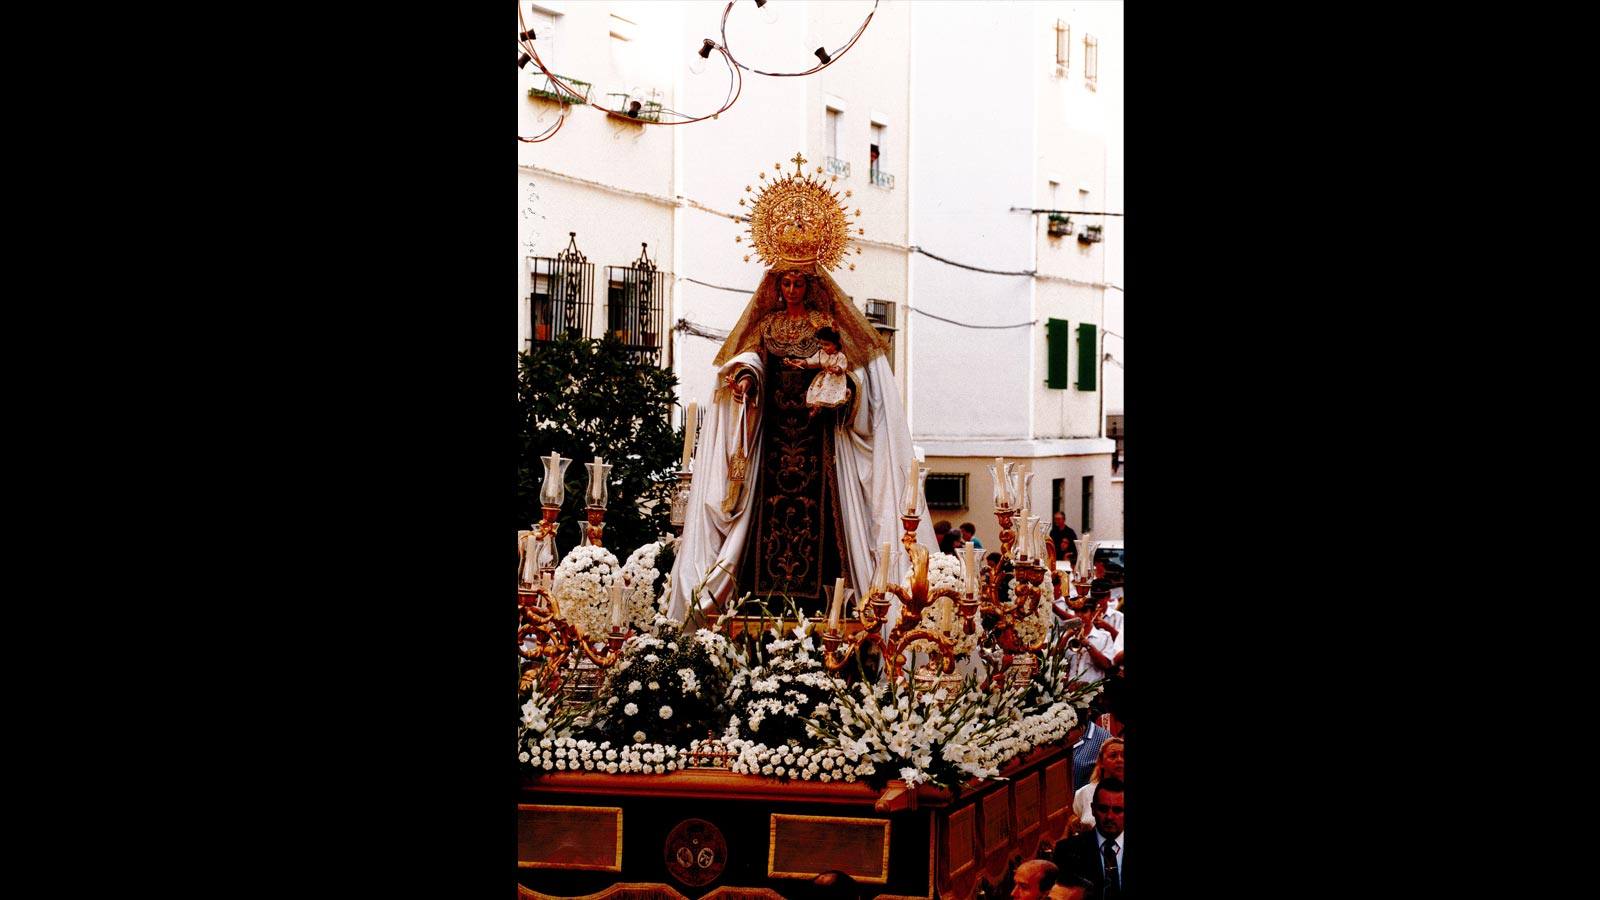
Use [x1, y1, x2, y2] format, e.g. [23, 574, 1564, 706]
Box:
[934, 512, 1086, 570]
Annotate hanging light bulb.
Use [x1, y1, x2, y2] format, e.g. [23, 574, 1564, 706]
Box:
[753, 0, 779, 26]
[689, 38, 715, 75]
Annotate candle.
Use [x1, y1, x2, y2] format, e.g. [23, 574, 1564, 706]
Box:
[828, 576, 846, 632]
[681, 402, 698, 469]
[873, 541, 892, 590]
[542, 570, 553, 593]
[586, 457, 612, 508]
[610, 581, 624, 628]
[1018, 507, 1031, 557]
[963, 543, 978, 595]
[539, 451, 571, 507]
[903, 461, 920, 516]
[941, 597, 954, 634]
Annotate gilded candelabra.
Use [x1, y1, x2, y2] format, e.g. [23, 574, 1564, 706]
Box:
[517, 451, 627, 697]
[518, 579, 628, 694]
[819, 511, 969, 681]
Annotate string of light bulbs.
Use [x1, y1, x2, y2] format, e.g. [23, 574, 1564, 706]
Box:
[517, 0, 878, 143]
[719, 0, 879, 75]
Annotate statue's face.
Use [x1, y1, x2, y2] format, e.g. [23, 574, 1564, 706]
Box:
[779, 272, 807, 304]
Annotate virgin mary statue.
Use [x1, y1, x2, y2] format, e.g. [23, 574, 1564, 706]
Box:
[667, 155, 934, 624]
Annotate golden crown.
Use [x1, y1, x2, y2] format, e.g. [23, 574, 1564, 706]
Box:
[734, 152, 864, 271]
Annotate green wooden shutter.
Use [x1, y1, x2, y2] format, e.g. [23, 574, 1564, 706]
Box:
[1046, 318, 1071, 389]
[1075, 323, 1097, 391]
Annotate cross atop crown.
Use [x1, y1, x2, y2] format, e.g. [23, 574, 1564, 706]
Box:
[790, 152, 808, 174]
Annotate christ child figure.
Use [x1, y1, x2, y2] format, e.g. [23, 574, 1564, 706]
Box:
[785, 326, 851, 417]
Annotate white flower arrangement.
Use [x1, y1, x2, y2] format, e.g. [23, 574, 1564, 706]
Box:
[928, 552, 964, 593]
[726, 614, 845, 747]
[808, 674, 1078, 789]
[552, 544, 622, 641]
[1008, 589, 1053, 648]
[619, 537, 677, 628]
[722, 738, 875, 784]
[525, 736, 687, 776]
[908, 553, 981, 660]
[585, 627, 735, 747]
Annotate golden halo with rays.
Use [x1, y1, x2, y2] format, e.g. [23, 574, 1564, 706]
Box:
[738, 152, 862, 271]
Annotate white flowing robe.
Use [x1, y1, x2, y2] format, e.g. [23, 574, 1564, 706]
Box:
[667, 351, 936, 623]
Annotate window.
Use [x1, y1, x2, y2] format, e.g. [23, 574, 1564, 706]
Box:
[1049, 180, 1060, 210]
[1075, 323, 1097, 391]
[1045, 318, 1072, 389]
[1052, 478, 1065, 516]
[1081, 476, 1094, 533]
[1084, 34, 1099, 86]
[925, 473, 968, 510]
[1055, 19, 1070, 71]
[870, 123, 884, 178]
[604, 244, 666, 363]
[825, 107, 842, 163]
[864, 299, 896, 371]
[1106, 414, 1124, 475]
[528, 233, 594, 344]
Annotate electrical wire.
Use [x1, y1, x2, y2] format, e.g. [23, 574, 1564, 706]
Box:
[517, 2, 744, 140]
[675, 319, 732, 341]
[910, 245, 1033, 277]
[907, 306, 1034, 330]
[719, 0, 878, 77]
[681, 276, 756, 295]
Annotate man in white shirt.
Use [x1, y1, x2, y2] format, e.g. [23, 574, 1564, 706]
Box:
[1065, 583, 1117, 688]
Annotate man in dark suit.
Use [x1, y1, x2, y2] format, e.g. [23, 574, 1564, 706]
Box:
[1053, 777, 1126, 898]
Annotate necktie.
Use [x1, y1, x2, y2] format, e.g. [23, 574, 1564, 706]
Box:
[1101, 837, 1120, 899]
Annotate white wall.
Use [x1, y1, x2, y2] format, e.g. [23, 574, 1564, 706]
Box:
[907, 1, 1038, 441]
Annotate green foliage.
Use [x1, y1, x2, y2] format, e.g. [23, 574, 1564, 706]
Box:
[516, 335, 683, 556]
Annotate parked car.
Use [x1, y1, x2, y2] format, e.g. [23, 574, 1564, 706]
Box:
[1092, 540, 1125, 580]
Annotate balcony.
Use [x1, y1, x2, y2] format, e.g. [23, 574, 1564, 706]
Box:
[870, 169, 895, 189]
[825, 156, 851, 178]
[527, 73, 591, 105]
[603, 92, 663, 123]
[1047, 214, 1073, 238]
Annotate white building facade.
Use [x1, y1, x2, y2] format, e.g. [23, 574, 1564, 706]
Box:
[906, 1, 1123, 548]
[518, 1, 1122, 546]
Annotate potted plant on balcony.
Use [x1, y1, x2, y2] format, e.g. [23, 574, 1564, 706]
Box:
[1047, 214, 1073, 238]
[528, 74, 591, 105]
[1078, 224, 1103, 244]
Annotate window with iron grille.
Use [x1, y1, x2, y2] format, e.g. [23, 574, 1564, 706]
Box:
[1084, 34, 1099, 86]
[1081, 475, 1094, 532]
[604, 242, 667, 364]
[527, 231, 595, 345]
[1107, 414, 1124, 475]
[1055, 20, 1070, 71]
[925, 473, 967, 510]
[864, 299, 896, 371]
